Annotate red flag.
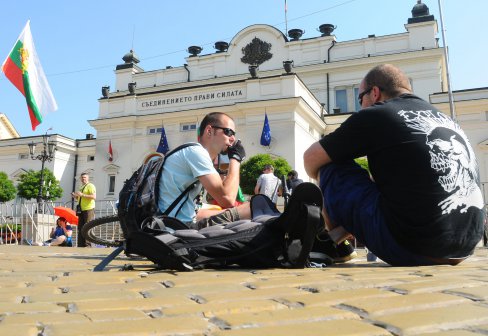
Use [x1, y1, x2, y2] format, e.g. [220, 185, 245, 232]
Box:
[108, 140, 113, 161]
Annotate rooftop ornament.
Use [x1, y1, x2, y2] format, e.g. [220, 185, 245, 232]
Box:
[101, 86, 110, 98]
[128, 82, 136, 95]
[288, 29, 304, 41]
[318, 24, 336, 36]
[214, 41, 229, 53]
[283, 60, 294, 74]
[188, 45, 202, 57]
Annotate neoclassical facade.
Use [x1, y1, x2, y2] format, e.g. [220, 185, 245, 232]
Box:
[0, 1, 486, 205]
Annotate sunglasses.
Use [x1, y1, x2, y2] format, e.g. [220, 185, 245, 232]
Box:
[358, 87, 373, 105]
[212, 125, 236, 137]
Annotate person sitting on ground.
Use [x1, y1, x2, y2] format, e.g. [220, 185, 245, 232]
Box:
[158, 112, 250, 229]
[304, 64, 485, 266]
[39, 217, 73, 246]
[254, 164, 282, 205]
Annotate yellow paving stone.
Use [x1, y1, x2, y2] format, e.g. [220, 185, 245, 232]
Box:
[74, 296, 190, 312]
[422, 330, 484, 336]
[0, 302, 66, 314]
[0, 324, 39, 336]
[146, 283, 251, 296]
[1, 312, 89, 325]
[28, 288, 143, 303]
[182, 286, 311, 303]
[247, 276, 349, 290]
[214, 305, 359, 328]
[386, 277, 486, 294]
[340, 292, 470, 317]
[0, 287, 62, 303]
[53, 273, 139, 286]
[136, 272, 257, 288]
[374, 303, 488, 335]
[214, 318, 390, 336]
[164, 299, 287, 317]
[444, 285, 488, 301]
[64, 281, 163, 293]
[44, 316, 210, 336]
[83, 309, 150, 322]
[281, 288, 399, 307]
[0, 274, 58, 284]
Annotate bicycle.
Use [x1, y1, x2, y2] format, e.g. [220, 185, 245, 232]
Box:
[81, 214, 125, 247]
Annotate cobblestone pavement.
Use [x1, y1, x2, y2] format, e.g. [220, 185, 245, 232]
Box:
[0, 245, 487, 336]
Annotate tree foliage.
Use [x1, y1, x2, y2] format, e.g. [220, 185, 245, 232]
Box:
[0, 172, 16, 203]
[240, 154, 292, 195]
[16, 169, 63, 201]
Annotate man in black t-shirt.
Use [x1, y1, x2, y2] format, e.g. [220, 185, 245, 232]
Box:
[304, 64, 485, 266]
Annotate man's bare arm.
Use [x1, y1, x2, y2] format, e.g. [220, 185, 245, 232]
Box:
[303, 142, 332, 180]
[199, 159, 240, 208]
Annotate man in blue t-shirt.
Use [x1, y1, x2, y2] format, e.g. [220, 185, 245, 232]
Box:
[304, 64, 484, 266]
[158, 112, 250, 229]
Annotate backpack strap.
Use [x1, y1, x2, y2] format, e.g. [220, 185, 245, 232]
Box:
[162, 180, 199, 216]
[156, 142, 200, 216]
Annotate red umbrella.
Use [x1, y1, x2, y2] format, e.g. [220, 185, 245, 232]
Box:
[54, 206, 79, 225]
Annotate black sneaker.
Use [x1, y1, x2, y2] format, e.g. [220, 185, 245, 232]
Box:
[311, 231, 357, 263]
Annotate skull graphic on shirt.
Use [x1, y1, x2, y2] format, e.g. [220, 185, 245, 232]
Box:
[399, 109, 484, 214]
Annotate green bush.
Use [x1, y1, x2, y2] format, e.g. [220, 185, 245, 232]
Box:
[0, 172, 16, 203]
[240, 154, 292, 195]
[0, 224, 21, 232]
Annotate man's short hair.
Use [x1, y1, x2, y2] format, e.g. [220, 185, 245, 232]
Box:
[263, 164, 274, 171]
[81, 172, 89, 177]
[363, 64, 412, 98]
[199, 112, 233, 137]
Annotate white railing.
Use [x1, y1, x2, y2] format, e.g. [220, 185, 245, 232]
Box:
[0, 200, 117, 246]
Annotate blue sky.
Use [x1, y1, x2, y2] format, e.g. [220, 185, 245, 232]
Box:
[0, 0, 486, 139]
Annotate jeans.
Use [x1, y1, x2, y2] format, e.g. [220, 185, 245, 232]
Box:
[319, 162, 441, 266]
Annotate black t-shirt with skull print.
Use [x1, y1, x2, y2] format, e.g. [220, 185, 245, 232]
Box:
[320, 93, 484, 258]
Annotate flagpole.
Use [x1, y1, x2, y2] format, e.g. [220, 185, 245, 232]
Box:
[285, 0, 288, 35]
[437, 0, 456, 121]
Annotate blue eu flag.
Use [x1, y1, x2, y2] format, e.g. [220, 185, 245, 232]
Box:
[260, 113, 271, 146]
[156, 127, 170, 154]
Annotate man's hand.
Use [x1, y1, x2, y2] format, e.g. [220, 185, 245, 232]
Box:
[227, 139, 246, 162]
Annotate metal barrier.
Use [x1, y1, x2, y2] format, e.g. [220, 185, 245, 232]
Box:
[0, 201, 117, 246]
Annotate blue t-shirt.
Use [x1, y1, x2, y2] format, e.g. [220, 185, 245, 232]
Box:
[53, 224, 72, 237]
[158, 143, 217, 223]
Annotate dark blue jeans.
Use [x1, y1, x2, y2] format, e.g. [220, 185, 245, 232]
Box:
[319, 162, 438, 266]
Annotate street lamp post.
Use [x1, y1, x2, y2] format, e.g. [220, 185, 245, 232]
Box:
[28, 131, 57, 211]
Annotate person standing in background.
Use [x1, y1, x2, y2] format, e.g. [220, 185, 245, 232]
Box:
[286, 170, 303, 194]
[254, 164, 282, 204]
[72, 172, 96, 247]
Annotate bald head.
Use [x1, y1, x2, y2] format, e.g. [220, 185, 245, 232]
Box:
[363, 64, 412, 99]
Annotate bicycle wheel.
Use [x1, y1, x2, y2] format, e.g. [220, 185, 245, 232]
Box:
[81, 215, 125, 247]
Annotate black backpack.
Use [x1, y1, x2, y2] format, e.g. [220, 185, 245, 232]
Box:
[94, 141, 323, 271]
[125, 183, 323, 271]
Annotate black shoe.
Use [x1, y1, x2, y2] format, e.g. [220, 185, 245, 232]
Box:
[311, 231, 357, 263]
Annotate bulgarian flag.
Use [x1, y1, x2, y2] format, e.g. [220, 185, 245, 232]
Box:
[2, 21, 58, 131]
